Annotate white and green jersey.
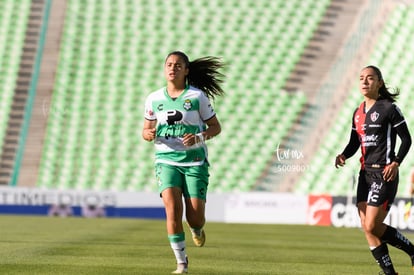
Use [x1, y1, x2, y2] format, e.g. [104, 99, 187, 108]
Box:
[144, 85, 215, 166]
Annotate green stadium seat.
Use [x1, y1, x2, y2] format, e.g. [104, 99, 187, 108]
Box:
[0, 0, 31, 158]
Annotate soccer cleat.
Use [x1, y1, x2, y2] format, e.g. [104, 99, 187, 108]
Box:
[191, 229, 206, 247]
[172, 256, 188, 274]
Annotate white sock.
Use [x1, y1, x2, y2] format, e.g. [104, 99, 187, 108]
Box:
[170, 241, 186, 264]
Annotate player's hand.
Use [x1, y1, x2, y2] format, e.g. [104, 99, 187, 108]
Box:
[383, 162, 399, 182]
[335, 154, 346, 168]
[182, 133, 197, 147]
[143, 128, 156, 141]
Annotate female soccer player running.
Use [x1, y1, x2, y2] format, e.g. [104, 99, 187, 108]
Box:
[142, 51, 225, 274]
[335, 65, 413, 275]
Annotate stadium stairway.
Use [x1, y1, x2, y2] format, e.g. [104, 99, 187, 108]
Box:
[283, 0, 356, 97]
[0, 0, 45, 186]
[15, 0, 67, 187]
[257, 0, 372, 191]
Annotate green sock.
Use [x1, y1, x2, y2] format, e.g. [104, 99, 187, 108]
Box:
[168, 232, 185, 243]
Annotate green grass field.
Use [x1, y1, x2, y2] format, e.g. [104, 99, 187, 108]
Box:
[1, 215, 413, 274]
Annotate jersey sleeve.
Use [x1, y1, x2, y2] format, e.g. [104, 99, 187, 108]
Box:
[391, 104, 412, 164]
[144, 94, 156, 120]
[198, 92, 216, 121]
[342, 108, 360, 159]
[390, 103, 406, 127]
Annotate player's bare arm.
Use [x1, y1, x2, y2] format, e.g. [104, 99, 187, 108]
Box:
[142, 119, 156, 142]
[203, 115, 221, 140]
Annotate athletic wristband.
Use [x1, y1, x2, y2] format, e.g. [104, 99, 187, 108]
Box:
[196, 133, 204, 143]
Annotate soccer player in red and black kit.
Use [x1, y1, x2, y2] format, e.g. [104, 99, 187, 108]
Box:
[335, 65, 412, 275]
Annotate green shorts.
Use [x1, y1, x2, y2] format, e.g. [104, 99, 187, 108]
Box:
[155, 162, 209, 200]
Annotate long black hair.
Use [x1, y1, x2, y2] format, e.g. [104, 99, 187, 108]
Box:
[365, 65, 399, 102]
[166, 51, 225, 100]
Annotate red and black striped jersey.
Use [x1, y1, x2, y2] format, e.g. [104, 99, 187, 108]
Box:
[344, 98, 411, 170]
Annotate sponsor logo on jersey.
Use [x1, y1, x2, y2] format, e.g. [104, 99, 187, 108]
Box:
[361, 134, 378, 147]
[166, 110, 183, 125]
[361, 134, 378, 142]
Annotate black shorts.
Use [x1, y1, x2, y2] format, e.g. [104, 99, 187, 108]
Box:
[356, 169, 398, 211]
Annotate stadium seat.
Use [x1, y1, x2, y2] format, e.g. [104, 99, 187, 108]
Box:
[0, 0, 31, 149]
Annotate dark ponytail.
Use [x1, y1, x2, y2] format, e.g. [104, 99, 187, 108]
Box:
[365, 65, 399, 102]
[166, 51, 225, 100]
